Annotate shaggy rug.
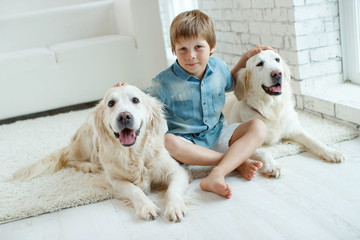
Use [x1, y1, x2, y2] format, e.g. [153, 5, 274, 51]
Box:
[0, 109, 358, 224]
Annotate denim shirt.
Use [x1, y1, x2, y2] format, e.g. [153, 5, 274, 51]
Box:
[146, 57, 234, 148]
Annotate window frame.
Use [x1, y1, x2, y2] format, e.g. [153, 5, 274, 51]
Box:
[339, 0, 360, 84]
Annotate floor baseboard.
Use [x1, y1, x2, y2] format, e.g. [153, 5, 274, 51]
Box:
[0, 100, 99, 125]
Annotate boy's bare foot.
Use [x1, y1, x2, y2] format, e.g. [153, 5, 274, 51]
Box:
[237, 159, 263, 181]
[200, 169, 232, 199]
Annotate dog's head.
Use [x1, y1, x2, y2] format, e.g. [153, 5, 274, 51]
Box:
[95, 85, 166, 147]
[234, 50, 291, 101]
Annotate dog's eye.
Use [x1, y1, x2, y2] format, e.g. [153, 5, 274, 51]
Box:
[108, 100, 115, 107]
[132, 97, 139, 104]
[256, 61, 264, 67]
[275, 58, 280, 62]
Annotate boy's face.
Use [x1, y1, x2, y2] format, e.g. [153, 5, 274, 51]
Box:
[174, 36, 215, 79]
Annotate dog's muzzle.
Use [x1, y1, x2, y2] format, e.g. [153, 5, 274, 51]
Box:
[113, 112, 141, 147]
[113, 127, 141, 147]
[262, 70, 283, 96]
[262, 83, 282, 96]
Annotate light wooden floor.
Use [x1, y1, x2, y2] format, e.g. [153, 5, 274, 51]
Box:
[1, 137, 360, 240]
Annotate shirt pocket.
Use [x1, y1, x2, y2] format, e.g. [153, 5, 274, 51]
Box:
[173, 100, 194, 121]
[212, 92, 225, 114]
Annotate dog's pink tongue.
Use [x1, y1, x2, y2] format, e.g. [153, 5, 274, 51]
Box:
[119, 129, 136, 145]
[270, 84, 282, 93]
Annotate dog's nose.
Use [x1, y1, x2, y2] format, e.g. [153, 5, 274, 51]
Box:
[271, 70, 282, 79]
[117, 112, 133, 125]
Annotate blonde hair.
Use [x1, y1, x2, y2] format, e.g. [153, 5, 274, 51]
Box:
[170, 10, 216, 54]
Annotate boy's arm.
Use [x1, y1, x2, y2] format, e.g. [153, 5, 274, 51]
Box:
[231, 45, 277, 86]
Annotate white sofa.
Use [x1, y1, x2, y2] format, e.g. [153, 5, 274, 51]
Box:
[0, 0, 167, 120]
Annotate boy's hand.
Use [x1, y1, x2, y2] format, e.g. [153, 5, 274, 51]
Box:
[244, 45, 277, 61]
[231, 45, 277, 82]
[113, 82, 128, 87]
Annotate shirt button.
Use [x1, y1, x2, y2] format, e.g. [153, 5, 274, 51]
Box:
[204, 120, 207, 123]
[203, 102, 206, 105]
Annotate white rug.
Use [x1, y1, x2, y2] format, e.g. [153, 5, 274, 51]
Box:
[0, 109, 358, 224]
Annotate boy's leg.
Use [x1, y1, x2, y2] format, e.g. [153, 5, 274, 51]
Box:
[165, 133, 224, 166]
[200, 119, 267, 198]
[219, 119, 266, 174]
[165, 134, 232, 198]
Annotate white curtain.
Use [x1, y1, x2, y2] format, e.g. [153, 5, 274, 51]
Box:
[158, 0, 199, 65]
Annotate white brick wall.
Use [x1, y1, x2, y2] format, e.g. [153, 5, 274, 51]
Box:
[197, 0, 354, 124]
[198, 0, 342, 85]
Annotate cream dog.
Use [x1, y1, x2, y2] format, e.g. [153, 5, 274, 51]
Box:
[223, 50, 344, 177]
[12, 85, 189, 222]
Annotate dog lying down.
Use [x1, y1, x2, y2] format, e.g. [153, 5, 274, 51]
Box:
[223, 50, 344, 178]
[12, 85, 189, 222]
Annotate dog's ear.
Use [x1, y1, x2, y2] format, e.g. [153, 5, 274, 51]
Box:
[146, 95, 168, 136]
[234, 68, 248, 101]
[92, 101, 109, 139]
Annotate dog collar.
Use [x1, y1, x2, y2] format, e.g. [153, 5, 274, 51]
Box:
[246, 101, 264, 118]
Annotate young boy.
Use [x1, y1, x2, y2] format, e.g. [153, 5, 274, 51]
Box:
[118, 10, 272, 198]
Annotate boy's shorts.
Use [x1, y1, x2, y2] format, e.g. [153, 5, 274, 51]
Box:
[178, 122, 241, 153]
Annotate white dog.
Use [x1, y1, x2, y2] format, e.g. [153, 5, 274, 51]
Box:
[223, 50, 344, 177]
[12, 85, 189, 222]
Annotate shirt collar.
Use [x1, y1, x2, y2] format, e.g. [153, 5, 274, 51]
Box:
[174, 60, 192, 80]
[207, 57, 215, 73]
[173, 59, 214, 81]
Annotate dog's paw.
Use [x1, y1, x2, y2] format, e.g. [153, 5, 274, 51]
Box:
[136, 201, 160, 221]
[261, 166, 282, 178]
[259, 159, 282, 178]
[254, 151, 282, 178]
[165, 199, 187, 222]
[320, 148, 345, 163]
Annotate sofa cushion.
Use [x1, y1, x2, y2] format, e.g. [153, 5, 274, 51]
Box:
[0, 0, 117, 54]
[0, 48, 59, 119]
[0, 48, 56, 72]
[49, 34, 139, 102]
[0, 34, 139, 119]
[0, 0, 103, 17]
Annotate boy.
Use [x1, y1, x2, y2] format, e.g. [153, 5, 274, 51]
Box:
[118, 10, 272, 198]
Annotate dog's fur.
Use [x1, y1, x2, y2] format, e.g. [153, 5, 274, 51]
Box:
[12, 85, 189, 222]
[223, 50, 344, 177]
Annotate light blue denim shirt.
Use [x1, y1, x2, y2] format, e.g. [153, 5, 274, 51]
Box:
[146, 57, 234, 148]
